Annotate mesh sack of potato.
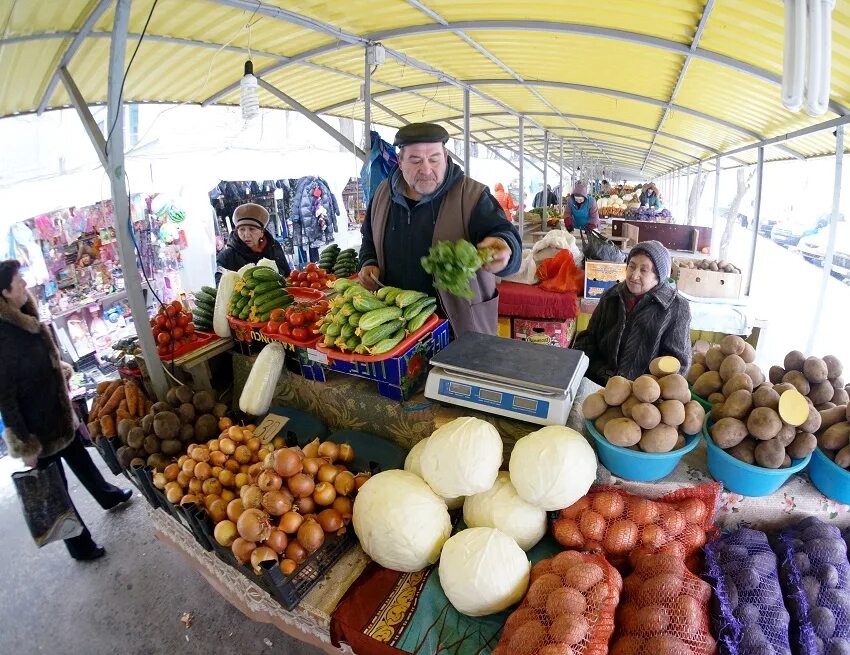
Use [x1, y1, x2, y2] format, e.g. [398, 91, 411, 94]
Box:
[492, 551, 621, 655]
[705, 527, 792, 655]
[609, 552, 716, 655]
[775, 516, 850, 654]
[551, 483, 720, 573]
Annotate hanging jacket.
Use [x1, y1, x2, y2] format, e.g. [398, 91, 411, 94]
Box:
[215, 229, 291, 283]
[360, 130, 398, 204]
[563, 195, 600, 231]
[291, 176, 340, 247]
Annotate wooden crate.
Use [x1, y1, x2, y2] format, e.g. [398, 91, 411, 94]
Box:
[676, 268, 742, 299]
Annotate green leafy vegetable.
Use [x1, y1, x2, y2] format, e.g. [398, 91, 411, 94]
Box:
[421, 240, 496, 300]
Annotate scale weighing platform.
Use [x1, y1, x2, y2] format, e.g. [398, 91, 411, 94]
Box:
[425, 332, 588, 426]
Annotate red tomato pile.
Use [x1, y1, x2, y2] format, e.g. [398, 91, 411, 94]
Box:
[267, 299, 330, 342]
[286, 262, 335, 290]
[151, 300, 198, 356]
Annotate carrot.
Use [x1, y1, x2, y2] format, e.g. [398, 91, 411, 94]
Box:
[87, 421, 102, 439]
[118, 399, 128, 413]
[89, 396, 102, 421]
[100, 415, 116, 438]
[144, 399, 153, 416]
[116, 408, 132, 422]
[100, 386, 126, 416]
[102, 380, 122, 401]
[125, 381, 139, 417]
[96, 380, 112, 394]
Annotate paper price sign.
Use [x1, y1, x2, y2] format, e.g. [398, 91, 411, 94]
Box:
[254, 413, 290, 444]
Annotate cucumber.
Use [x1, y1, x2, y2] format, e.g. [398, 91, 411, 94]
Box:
[193, 306, 214, 321]
[406, 304, 436, 331]
[194, 300, 215, 314]
[384, 288, 402, 304]
[348, 312, 362, 327]
[195, 290, 216, 305]
[326, 322, 342, 337]
[236, 296, 251, 310]
[361, 319, 405, 347]
[244, 277, 260, 289]
[358, 306, 403, 332]
[352, 294, 387, 313]
[341, 323, 355, 339]
[253, 280, 285, 295]
[369, 330, 407, 355]
[240, 287, 252, 298]
[403, 296, 436, 321]
[345, 335, 360, 350]
[395, 290, 428, 308]
[254, 288, 290, 307]
[376, 286, 400, 300]
[256, 295, 292, 314]
[201, 286, 217, 297]
[238, 306, 251, 320]
[250, 267, 281, 282]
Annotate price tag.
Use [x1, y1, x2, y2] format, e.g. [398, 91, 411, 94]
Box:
[254, 413, 291, 444]
[307, 348, 328, 365]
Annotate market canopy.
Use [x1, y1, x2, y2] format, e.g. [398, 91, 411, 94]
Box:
[2, 0, 850, 178]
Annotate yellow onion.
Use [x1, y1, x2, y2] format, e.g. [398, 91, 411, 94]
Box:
[273, 448, 303, 478]
[279, 511, 304, 534]
[313, 481, 337, 507]
[250, 546, 278, 574]
[287, 473, 315, 498]
[297, 519, 325, 553]
[318, 464, 340, 484]
[318, 441, 340, 462]
[231, 537, 255, 563]
[257, 470, 283, 492]
[302, 438, 320, 459]
[214, 519, 238, 547]
[265, 529, 289, 555]
[317, 508, 344, 533]
[285, 540, 307, 564]
[226, 498, 244, 523]
[337, 443, 355, 463]
[279, 558, 298, 575]
[236, 508, 272, 542]
[240, 485, 262, 509]
[334, 471, 355, 496]
[261, 490, 292, 517]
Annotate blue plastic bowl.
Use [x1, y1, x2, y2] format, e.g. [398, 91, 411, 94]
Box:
[586, 419, 700, 482]
[808, 447, 850, 504]
[703, 415, 811, 497]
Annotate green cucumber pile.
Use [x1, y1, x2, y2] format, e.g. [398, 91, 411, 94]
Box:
[192, 286, 217, 332]
[319, 279, 437, 355]
[228, 265, 293, 323]
[420, 239, 496, 300]
[318, 244, 358, 278]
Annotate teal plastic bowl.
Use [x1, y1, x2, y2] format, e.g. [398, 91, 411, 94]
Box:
[585, 419, 700, 482]
[703, 414, 811, 497]
[689, 387, 712, 412]
[808, 447, 850, 504]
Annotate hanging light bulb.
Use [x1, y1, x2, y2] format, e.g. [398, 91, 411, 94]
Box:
[240, 59, 259, 121]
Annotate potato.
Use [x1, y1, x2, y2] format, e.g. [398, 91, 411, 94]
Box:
[817, 402, 837, 411]
[686, 363, 706, 385]
[682, 401, 706, 435]
[804, 357, 829, 384]
[705, 347, 725, 372]
[769, 366, 786, 385]
[194, 413, 219, 441]
[744, 363, 765, 388]
[143, 435, 161, 455]
[832, 376, 845, 390]
[824, 355, 844, 380]
[708, 392, 726, 405]
[800, 405, 823, 433]
[775, 423, 797, 447]
[754, 438, 785, 469]
[659, 374, 690, 404]
[809, 380, 836, 405]
[711, 417, 749, 449]
[126, 427, 145, 450]
[693, 371, 723, 398]
[174, 385, 194, 405]
[604, 418, 642, 447]
[673, 434, 686, 450]
[747, 407, 783, 440]
[659, 400, 686, 427]
[819, 422, 850, 451]
[832, 388, 850, 405]
[151, 401, 171, 414]
[740, 342, 757, 364]
[582, 391, 609, 420]
[785, 350, 806, 372]
[779, 389, 811, 427]
[820, 406, 849, 430]
[153, 411, 181, 440]
[161, 439, 183, 456]
[783, 370, 811, 395]
[720, 334, 746, 356]
[621, 395, 641, 419]
[720, 354, 746, 383]
[692, 351, 707, 367]
[786, 432, 817, 460]
[639, 424, 679, 453]
[724, 389, 754, 421]
[773, 382, 796, 394]
[633, 375, 661, 403]
[140, 413, 155, 434]
[632, 403, 662, 430]
[649, 356, 681, 378]
[603, 376, 633, 406]
[729, 437, 756, 464]
[723, 373, 754, 398]
[178, 403, 196, 425]
[753, 386, 781, 410]
[835, 444, 850, 469]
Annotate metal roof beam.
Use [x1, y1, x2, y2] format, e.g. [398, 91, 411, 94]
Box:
[58, 66, 108, 170]
[490, 138, 674, 171]
[36, 0, 113, 116]
[641, 0, 715, 172]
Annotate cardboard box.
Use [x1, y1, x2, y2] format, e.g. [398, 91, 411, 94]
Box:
[584, 261, 627, 299]
[676, 268, 742, 299]
[497, 316, 512, 339]
[513, 318, 576, 348]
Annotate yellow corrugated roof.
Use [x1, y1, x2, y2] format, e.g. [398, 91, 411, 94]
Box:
[1, 0, 849, 176]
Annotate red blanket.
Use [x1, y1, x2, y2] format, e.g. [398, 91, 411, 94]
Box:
[497, 280, 578, 320]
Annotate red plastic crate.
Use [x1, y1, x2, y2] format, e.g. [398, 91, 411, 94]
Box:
[316, 314, 440, 363]
[158, 330, 218, 361]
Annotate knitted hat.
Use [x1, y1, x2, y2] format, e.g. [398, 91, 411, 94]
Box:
[573, 181, 588, 197]
[233, 203, 269, 231]
[628, 240, 672, 281]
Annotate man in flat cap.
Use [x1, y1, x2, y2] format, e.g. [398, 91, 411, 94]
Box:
[215, 202, 291, 283]
[359, 122, 521, 337]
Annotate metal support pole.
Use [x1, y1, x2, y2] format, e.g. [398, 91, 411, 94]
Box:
[542, 131, 549, 208]
[745, 147, 765, 295]
[559, 138, 564, 215]
[364, 46, 372, 197]
[463, 87, 471, 174]
[711, 156, 721, 256]
[518, 116, 525, 238]
[808, 125, 844, 352]
[106, 0, 168, 400]
[571, 145, 576, 189]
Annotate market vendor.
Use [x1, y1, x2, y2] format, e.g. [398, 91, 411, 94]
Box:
[215, 203, 291, 283]
[573, 240, 691, 385]
[562, 181, 600, 232]
[639, 183, 661, 209]
[358, 122, 522, 336]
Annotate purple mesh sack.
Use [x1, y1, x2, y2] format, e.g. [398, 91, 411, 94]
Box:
[776, 516, 850, 655]
[705, 527, 792, 655]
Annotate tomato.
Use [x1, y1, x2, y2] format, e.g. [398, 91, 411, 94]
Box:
[291, 327, 309, 341]
[289, 311, 306, 327]
[184, 312, 193, 322]
[306, 271, 319, 282]
[157, 332, 171, 345]
[171, 300, 184, 311]
[327, 274, 336, 282]
[298, 271, 309, 281]
[166, 305, 178, 318]
[152, 327, 162, 339]
[158, 345, 170, 357]
[270, 308, 286, 322]
[306, 263, 319, 273]
[302, 309, 317, 323]
[155, 314, 168, 328]
[189, 334, 198, 342]
[278, 323, 292, 337]
[310, 282, 323, 290]
[177, 314, 190, 328]
[267, 320, 282, 333]
[172, 327, 185, 340]
[185, 323, 195, 335]
[315, 300, 330, 313]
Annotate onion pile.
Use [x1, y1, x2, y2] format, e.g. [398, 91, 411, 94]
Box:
[156, 433, 366, 578]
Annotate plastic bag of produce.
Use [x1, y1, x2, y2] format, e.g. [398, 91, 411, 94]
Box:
[536, 249, 585, 294]
[705, 527, 792, 655]
[492, 551, 621, 655]
[551, 483, 720, 572]
[610, 552, 716, 655]
[775, 516, 850, 654]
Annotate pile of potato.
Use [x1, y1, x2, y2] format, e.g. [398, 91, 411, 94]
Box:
[815, 404, 850, 469]
[583, 357, 706, 453]
[769, 350, 848, 410]
[688, 335, 762, 400]
[110, 385, 230, 472]
[672, 258, 741, 274]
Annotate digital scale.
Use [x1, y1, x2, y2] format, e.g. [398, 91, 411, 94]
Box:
[425, 332, 588, 426]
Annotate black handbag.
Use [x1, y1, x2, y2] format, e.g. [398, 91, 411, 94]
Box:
[13, 462, 84, 547]
[581, 228, 626, 263]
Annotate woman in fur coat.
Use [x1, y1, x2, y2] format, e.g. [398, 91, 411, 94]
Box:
[0, 260, 131, 560]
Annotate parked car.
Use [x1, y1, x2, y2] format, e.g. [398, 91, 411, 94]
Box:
[758, 218, 780, 238]
[770, 214, 830, 247]
[798, 220, 850, 272]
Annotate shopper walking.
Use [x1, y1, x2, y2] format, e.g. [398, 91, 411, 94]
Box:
[0, 260, 131, 560]
[216, 203, 292, 283]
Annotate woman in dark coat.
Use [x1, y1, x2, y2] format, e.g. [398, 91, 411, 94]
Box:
[573, 241, 691, 385]
[215, 203, 292, 283]
[0, 260, 130, 560]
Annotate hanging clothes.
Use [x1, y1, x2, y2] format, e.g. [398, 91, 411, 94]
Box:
[291, 176, 340, 252]
[360, 130, 398, 204]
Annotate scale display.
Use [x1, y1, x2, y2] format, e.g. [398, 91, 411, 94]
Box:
[439, 379, 547, 419]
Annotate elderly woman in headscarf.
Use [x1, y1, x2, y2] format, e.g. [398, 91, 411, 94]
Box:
[639, 183, 661, 209]
[562, 182, 600, 232]
[573, 241, 691, 386]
